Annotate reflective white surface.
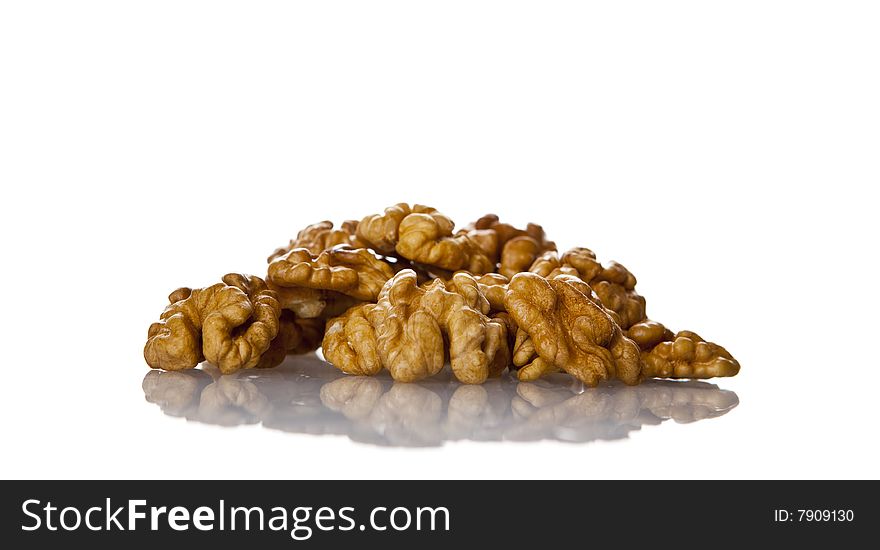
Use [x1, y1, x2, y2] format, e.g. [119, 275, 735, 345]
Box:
[142, 355, 739, 447]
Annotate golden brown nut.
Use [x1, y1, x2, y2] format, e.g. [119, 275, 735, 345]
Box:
[357, 203, 454, 255]
[376, 271, 509, 383]
[512, 326, 537, 368]
[463, 214, 555, 253]
[640, 330, 740, 379]
[500, 236, 543, 279]
[626, 319, 675, 350]
[504, 272, 641, 386]
[473, 272, 509, 312]
[442, 271, 492, 314]
[322, 270, 509, 384]
[268, 220, 364, 262]
[583, 258, 645, 330]
[529, 248, 647, 329]
[144, 274, 281, 374]
[322, 302, 382, 376]
[528, 250, 580, 279]
[396, 212, 495, 273]
[590, 280, 646, 329]
[557, 247, 604, 280]
[444, 271, 507, 314]
[357, 203, 494, 273]
[462, 229, 501, 264]
[268, 246, 394, 301]
[463, 214, 556, 276]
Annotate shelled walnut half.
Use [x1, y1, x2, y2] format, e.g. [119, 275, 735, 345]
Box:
[268, 220, 364, 262]
[627, 320, 740, 379]
[323, 270, 509, 384]
[505, 272, 642, 386]
[144, 274, 281, 374]
[356, 203, 494, 273]
[268, 246, 394, 302]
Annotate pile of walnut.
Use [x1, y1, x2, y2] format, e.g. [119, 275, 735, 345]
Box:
[145, 203, 740, 387]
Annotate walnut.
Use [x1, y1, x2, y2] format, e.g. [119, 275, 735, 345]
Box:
[463, 214, 555, 248]
[512, 325, 535, 367]
[460, 229, 501, 264]
[508, 270, 619, 379]
[468, 272, 509, 312]
[462, 214, 556, 277]
[268, 220, 364, 262]
[442, 271, 492, 313]
[504, 272, 642, 386]
[558, 247, 607, 281]
[639, 329, 740, 379]
[500, 236, 543, 279]
[322, 270, 509, 383]
[144, 274, 281, 374]
[322, 302, 383, 376]
[591, 280, 646, 330]
[357, 203, 453, 255]
[396, 212, 494, 273]
[528, 250, 579, 279]
[529, 248, 646, 329]
[379, 271, 510, 383]
[267, 246, 394, 301]
[626, 320, 739, 379]
[357, 203, 494, 273]
[626, 319, 674, 350]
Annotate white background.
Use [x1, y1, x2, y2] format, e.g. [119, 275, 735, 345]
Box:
[1, 1, 878, 479]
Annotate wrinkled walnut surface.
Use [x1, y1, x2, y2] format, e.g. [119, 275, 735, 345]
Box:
[462, 214, 556, 278]
[357, 203, 495, 273]
[640, 329, 741, 379]
[529, 248, 646, 329]
[323, 269, 509, 384]
[505, 272, 642, 386]
[145, 274, 281, 374]
[268, 246, 394, 301]
[269, 220, 364, 262]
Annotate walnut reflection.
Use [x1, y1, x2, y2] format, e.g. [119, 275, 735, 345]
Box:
[142, 353, 738, 447]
